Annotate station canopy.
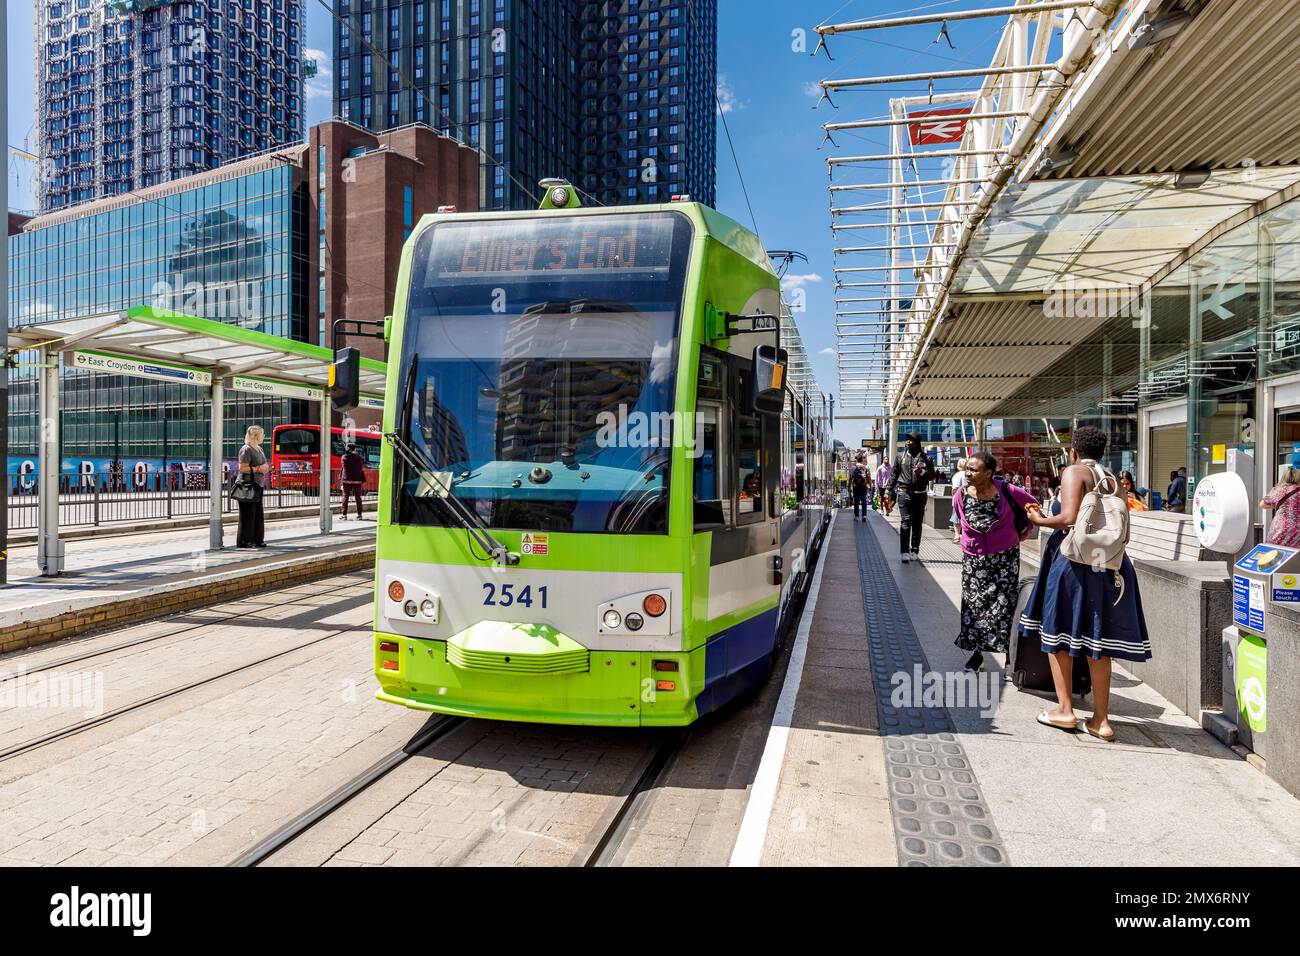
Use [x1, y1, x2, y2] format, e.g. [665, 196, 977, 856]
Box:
[905, 165, 1300, 418]
[951, 165, 1300, 297]
[8, 305, 389, 399]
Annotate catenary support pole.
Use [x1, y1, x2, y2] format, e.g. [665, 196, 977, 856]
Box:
[210, 376, 224, 550]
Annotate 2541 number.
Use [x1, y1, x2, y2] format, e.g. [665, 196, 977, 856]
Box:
[482, 582, 548, 609]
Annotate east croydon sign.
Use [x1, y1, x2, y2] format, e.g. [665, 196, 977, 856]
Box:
[230, 375, 324, 402]
[72, 350, 212, 386]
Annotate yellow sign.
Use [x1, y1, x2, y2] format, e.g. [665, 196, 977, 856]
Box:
[1212, 443, 1226, 464]
[521, 532, 549, 556]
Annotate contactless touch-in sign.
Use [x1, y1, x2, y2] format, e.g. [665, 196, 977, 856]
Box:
[229, 376, 323, 402]
[72, 350, 212, 386]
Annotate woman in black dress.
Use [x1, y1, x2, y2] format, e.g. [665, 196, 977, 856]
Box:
[954, 451, 1035, 671]
[236, 425, 269, 548]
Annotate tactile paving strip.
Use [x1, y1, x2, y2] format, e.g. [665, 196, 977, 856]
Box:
[855, 520, 1009, 867]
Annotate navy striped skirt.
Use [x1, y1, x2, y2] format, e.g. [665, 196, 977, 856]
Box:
[1019, 530, 1152, 662]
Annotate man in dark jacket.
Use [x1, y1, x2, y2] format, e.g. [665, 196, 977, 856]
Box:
[1166, 467, 1188, 513]
[887, 432, 936, 563]
[849, 454, 871, 521]
[340, 442, 367, 520]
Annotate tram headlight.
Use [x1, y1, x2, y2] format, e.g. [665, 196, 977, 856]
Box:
[403, 600, 419, 618]
[624, 612, 644, 631]
[419, 599, 437, 618]
[602, 608, 623, 630]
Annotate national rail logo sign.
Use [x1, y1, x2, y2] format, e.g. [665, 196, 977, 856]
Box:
[907, 107, 973, 146]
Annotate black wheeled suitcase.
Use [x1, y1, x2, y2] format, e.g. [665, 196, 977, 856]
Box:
[1008, 579, 1091, 697]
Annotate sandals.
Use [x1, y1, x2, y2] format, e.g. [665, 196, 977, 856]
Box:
[1036, 710, 1081, 733]
[1084, 722, 1117, 742]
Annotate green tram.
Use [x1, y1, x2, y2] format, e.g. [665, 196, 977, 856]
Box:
[372, 185, 833, 726]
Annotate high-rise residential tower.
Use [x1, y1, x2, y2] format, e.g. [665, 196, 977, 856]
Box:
[36, 0, 307, 213]
[333, 0, 716, 210]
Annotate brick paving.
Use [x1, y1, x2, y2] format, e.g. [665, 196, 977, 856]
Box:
[0, 575, 388, 867]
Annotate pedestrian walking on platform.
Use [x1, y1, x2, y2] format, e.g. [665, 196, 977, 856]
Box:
[1261, 465, 1300, 547]
[888, 433, 935, 563]
[235, 425, 269, 549]
[953, 451, 1036, 671]
[875, 456, 892, 516]
[340, 442, 367, 520]
[1020, 426, 1151, 742]
[850, 455, 871, 521]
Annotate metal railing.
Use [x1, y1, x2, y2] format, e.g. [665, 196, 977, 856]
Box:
[6, 465, 379, 532]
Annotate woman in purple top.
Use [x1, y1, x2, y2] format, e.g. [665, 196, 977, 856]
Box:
[1262, 465, 1300, 547]
[953, 450, 1037, 671]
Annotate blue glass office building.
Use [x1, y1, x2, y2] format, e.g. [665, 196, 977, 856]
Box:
[332, 0, 716, 210]
[7, 154, 310, 462]
[36, 0, 306, 213]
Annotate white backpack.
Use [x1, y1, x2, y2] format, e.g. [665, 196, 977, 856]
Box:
[1060, 460, 1130, 573]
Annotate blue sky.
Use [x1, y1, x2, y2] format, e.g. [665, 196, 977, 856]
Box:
[6, 2, 1005, 446]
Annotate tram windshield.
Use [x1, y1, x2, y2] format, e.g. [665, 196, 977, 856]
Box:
[394, 211, 692, 534]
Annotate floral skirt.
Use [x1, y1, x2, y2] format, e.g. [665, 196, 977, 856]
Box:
[956, 546, 1020, 653]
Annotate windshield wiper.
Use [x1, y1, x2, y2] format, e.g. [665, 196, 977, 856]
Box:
[390, 354, 518, 566]
[522, 298, 639, 316]
[386, 432, 519, 567]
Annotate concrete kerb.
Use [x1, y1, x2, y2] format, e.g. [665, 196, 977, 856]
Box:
[0, 543, 375, 654]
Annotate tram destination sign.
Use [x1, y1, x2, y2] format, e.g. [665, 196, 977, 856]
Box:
[72, 350, 212, 387]
[358, 394, 384, 410]
[435, 215, 676, 278]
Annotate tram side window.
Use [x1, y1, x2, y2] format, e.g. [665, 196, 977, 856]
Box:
[736, 415, 763, 519]
[693, 404, 729, 528]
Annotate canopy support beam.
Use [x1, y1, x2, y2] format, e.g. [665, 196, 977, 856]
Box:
[38, 347, 64, 576]
[319, 392, 333, 536]
[209, 376, 224, 551]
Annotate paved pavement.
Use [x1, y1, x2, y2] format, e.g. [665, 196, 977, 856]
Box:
[0, 516, 376, 630]
[865, 508, 1300, 866]
[733, 507, 1300, 866]
[0, 573, 391, 866]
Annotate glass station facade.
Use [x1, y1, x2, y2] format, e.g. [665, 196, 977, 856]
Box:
[6, 161, 311, 467]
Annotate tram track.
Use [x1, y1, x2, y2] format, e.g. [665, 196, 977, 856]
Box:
[582, 728, 690, 867]
[231, 714, 469, 867]
[0, 572, 373, 682]
[0, 621, 370, 765]
[237, 716, 692, 868]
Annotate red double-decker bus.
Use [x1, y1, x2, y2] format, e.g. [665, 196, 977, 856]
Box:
[270, 424, 382, 492]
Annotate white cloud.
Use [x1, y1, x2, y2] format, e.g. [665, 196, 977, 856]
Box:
[305, 48, 333, 102]
[803, 81, 823, 99]
[716, 74, 741, 114]
[781, 272, 823, 291]
[819, 346, 837, 356]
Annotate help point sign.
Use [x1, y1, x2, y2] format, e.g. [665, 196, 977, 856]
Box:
[1193, 471, 1251, 553]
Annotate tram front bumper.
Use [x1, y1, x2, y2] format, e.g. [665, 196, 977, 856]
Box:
[373, 622, 698, 727]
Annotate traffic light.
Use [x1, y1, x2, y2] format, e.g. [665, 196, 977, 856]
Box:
[329, 347, 361, 411]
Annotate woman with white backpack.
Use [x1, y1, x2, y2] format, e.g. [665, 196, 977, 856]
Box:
[1020, 426, 1151, 742]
